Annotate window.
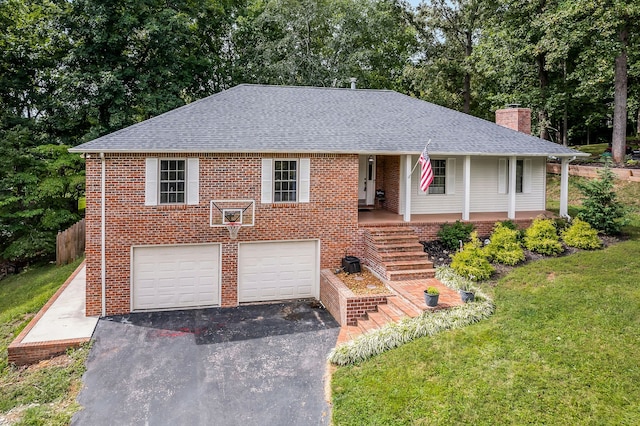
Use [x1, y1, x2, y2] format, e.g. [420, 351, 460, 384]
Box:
[499, 158, 530, 194]
[428, 159, 447, 194]
[160, 159, 186, 204]
[515, 159, 524, 193]
[274, 160, 298, 202]
[145, 158, 198, 206]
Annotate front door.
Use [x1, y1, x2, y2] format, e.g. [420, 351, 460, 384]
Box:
[358, 155, 376, 206]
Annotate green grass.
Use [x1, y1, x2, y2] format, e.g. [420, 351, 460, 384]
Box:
[573, 143, 608, 157]
[331, 241, 640, 425]
[332, 176, 640, 425]
[0, 258, 89, 425]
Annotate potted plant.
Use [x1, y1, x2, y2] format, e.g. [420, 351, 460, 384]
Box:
[459, 282, 475, 303]
[424, 286, 440, 307]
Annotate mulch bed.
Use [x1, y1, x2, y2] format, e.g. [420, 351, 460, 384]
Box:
[334, 269, 389, 295]
[421, 234, 623, 283]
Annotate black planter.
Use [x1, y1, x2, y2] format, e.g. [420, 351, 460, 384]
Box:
[424, 292, 439, 307]
[459, 290, 475, 303]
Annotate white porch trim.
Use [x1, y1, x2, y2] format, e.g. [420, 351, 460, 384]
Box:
[508, 156, 517, 219]
[559, 157, 572, 218]
[404, 154, 412, 222]
[462, 155, 471, 220]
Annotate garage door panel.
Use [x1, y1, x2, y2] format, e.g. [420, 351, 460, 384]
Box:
[239, 241, 318, 303]
[132, 244, 220, 311]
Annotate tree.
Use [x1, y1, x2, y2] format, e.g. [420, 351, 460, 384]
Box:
[0, 0, 84, 264]
[54, 0, 242, 142]
[411, 0, 484, 114]
[232, 0, 417, 89]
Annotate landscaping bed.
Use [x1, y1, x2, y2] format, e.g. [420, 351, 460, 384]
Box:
[333, 269, 388, 295]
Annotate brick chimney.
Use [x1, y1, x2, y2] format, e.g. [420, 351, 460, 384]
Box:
[495, 104, 531, 135]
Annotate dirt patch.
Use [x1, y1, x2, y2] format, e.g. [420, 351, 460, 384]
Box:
[334, 269, 388, 295]
[21, 354, 74, 373]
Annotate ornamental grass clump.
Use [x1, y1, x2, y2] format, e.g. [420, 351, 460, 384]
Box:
[484, 222, 525, 266]
[327, 267, 494, 366]
[524, 217, 564, 256]
[561, 218, 602, 250]
[450, 231, 494, 281]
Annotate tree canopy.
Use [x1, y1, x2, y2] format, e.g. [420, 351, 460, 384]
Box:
[1, 0, 638, 264]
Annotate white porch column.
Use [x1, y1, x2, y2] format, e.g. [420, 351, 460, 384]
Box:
[508, 156, 517, 219]
[404, 154, 412, 222]
[560, 157, 570, 218]
[463, 155, 471, 221]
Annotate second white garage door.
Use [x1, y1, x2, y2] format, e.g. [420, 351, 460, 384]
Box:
[238, 240, 319, 303]
[132, 244, 220, 311]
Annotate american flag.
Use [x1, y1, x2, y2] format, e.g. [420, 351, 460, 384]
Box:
[418, 149, 434, 192]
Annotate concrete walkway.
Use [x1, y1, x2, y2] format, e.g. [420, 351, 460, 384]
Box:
[22, 265, 98, 343]
[8, 262, 98, 365]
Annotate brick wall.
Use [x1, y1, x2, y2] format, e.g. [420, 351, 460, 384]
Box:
[85, 153, 360, 316]
[381, 155, 400, 213]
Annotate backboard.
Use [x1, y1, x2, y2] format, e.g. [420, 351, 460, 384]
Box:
[210, 199, 255, 227]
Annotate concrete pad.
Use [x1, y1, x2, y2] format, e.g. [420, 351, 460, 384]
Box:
[22, 266, 98, 343]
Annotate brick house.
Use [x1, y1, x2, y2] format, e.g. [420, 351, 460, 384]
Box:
[69, 84, 586, 317]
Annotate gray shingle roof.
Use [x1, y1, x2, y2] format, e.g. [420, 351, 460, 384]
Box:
[70, 84, 585, 157]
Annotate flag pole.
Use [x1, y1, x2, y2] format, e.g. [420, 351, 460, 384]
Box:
[408, 139, 431, 177]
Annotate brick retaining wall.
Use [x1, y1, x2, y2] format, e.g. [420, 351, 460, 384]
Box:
[547, 163, 640, 182]
[320, 269, 392, 326]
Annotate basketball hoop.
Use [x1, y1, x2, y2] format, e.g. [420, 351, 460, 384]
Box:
[225, 222, 241, 240]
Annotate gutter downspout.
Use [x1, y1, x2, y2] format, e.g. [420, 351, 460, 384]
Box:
[559, 156, 576, 219]
[100, 152, 106, 317]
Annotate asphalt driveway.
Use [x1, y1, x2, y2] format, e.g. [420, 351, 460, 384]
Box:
[73, 300, 340, 425]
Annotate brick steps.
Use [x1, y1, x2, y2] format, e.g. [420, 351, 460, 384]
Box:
[388, 268, 436, 281]
[379, 251, 427, 262]
[345, 296, 424, 342]
[334, 279, 465, 346]
[364, 226, 435, 281]
[385, 259, 433, 271]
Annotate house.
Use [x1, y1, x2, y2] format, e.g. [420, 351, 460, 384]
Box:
[69, 84, 586, 317]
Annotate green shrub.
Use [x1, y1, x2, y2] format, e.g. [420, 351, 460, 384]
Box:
[524, 218, 564, 256]
[425, 286, 439, 295]
[576, 165, 628, 235]
[485, 222, 525, 266]
[561, 218, 602, 250]
[451, 232, 494, 281]
[437, 220, 474, 251]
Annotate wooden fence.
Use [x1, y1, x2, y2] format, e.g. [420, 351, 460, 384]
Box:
[56, 218, 85, 266]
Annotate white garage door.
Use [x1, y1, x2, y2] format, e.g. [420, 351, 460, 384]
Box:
[132, 244, 220, 311]
[238, 240, 319, 303]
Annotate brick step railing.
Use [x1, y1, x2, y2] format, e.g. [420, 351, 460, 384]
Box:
[363, 226, 435, 281]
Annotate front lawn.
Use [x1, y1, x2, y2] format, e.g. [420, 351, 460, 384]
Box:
[0, 259, 89, 425]
[331, 240, 640, 424]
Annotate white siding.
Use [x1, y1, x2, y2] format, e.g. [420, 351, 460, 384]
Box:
[471, 157, 546, 212]
[411, 156, 547, 214]
[411, 155, 464, 214]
